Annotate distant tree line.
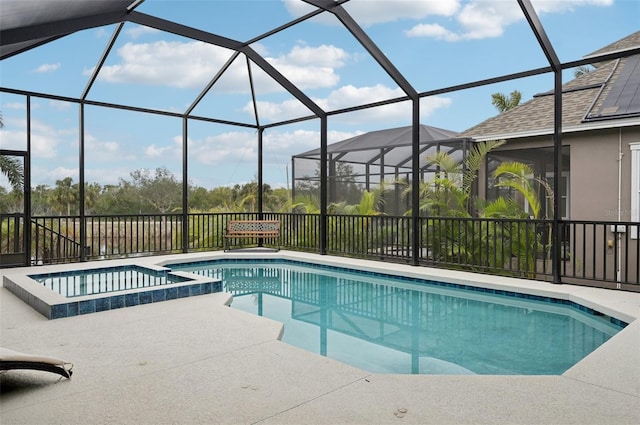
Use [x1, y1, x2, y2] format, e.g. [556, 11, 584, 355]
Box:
[0, 166, 291, 215]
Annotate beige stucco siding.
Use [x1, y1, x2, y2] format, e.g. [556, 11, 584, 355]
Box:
[569, 127, 640, 221]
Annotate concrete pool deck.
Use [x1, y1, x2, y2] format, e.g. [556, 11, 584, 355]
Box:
[1, 251, 639, 424]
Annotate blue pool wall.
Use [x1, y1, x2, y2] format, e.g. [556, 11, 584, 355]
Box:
[169, 258, 629, 329]
[2, 252, 633, 327]
[3, 265, 222, 320]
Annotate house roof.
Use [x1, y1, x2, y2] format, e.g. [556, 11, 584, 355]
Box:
[460, 31, 640, 140]
[0, 0, 138, 59]
[585, 31, 640, 64]
[293, 124, 468, 172]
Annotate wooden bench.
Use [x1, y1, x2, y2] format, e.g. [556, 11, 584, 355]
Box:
[223, 220, 280, 251]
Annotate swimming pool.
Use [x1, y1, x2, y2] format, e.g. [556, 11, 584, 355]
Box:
[171, 259, 627, 375]
[31, 265, 191, 297]
[3, 264, 222, 319]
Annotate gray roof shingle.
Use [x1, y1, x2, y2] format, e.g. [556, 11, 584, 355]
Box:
[461, 32, 640, 139]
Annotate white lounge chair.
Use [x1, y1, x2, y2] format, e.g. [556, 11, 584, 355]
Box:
[0, 347, 73, 379]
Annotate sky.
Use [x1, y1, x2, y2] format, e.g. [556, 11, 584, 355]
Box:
[0, 0, 638, 191]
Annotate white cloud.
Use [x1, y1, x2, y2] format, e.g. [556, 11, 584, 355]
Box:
[420, 96, 453, 116]
[265, 129, 364, 152]
[145, 144, 169, 158]
[93, 41, 238, 89]
[283, 0, 460, 26]
[406, 0, 615, 41]
[83, 133, 135, 163]
[126, 25, 161, 39]
[329, 95, 452, 125]
[532, 0, 614, 14]
[84, 167, 132, 186]
[264, 129, 319, 153]
[93, 28, 110, 39]
[188, 132, 258, 166]
[91, 40, 347, 93]
[0, 118, 62, 159]
[48, 100, 73, 111]
[264, 60, 340, 90]
[319, 84, 405, 110]
[284, 0, 611, 43]
[247, 84, 452, 125]
[185, 128, 359, 173]
[2, 102, 25, 110]
[47, 166, 79, 182]
[34, 63, 61, 73]
[343, 0, 461, 26]
[249, 99, 313, 122]
[185, 128, 365, 178]
[144, 136, 182, 160]
[282, 44, 349, 68]
[0, 129, 28, 152]
[405, 23, 452, 39]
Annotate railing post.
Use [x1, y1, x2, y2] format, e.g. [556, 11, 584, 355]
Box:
[25, 96, 32, 266]
[182, 117, 189, 253]
[320, 116, 328, 255]
[551, 71, 563, 284]
[411, 99, 420, 266]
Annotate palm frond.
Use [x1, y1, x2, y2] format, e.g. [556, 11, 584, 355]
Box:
[493, 161, 540, 218]
[425, 150, 460, 177]
[461, 139, 506, 197]
[0, 155, 24, 192]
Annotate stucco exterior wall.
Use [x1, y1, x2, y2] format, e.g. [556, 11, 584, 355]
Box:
[563, 127, 639, 285]
[487, 126, 640, 286]
[569, 127, 639, 221]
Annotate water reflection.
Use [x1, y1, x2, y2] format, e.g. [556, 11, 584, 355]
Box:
[176, 261, 622, 375]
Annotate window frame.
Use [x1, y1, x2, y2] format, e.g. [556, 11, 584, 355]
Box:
[631, 143, 640, 239]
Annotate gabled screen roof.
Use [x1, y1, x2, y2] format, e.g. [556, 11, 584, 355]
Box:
[0, 0, 138, 59]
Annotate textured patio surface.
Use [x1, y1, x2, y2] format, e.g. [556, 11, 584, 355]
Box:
[2, 252, 639, 425]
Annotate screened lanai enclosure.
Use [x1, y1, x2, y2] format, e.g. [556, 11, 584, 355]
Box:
[292, 124, 473, 214]
[1, 0, 640, 290]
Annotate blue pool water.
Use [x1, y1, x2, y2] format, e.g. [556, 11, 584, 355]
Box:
[19, 264, 221, 320]
[171, 259, 626, 375]
[31, 265, 190, 297]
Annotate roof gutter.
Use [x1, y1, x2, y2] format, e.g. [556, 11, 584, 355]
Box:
[470, 116, 640, 142]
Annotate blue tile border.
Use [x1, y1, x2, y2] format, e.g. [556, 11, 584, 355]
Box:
[51, 304, 68, 320]
[67, 302, 79, 317]
[79, 299, 96, 315]
[139, 291, 153, 305]
[125, 293, 139, 307]
[44, 278, 221, 319]
[166, 287, 178, 300]
[178, 285, 190, 298]
[95, 297, 110, 312]
[111, 295, 125, 309]
[22, 257, 629, 327]
[169, 258, 629, 329]
[29, 265, 192, 299]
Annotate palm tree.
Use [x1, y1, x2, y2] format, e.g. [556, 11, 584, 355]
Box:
[574, 65, 593, 78]
[0, 113, 25, 192]
[333, 186, 386, 216]
[492, 162, 553, 220]
[408, 139, 507, 217]
[49, 177, 77, 216]
[291, 194, 320, 214]
[0, 156, 24, 192]
[491, 90, 522, 113]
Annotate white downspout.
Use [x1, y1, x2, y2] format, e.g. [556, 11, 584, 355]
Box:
[617, 129, 622, 287]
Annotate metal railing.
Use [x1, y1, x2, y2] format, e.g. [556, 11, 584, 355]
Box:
[1, 212, 638, 289]
[32, 217, 84, 263]
[85, 214, 183, 259]
[561, 220, 640, 287]
[0, 213, 24, 267]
